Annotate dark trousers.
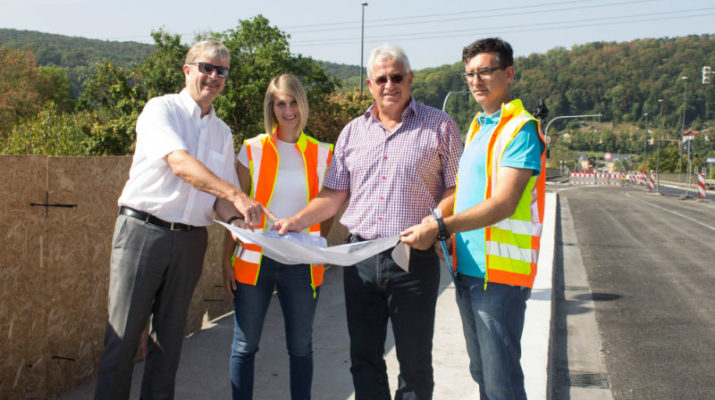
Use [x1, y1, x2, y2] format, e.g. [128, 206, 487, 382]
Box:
[94, 214, 207, 400]
[343, 236, 440, 400]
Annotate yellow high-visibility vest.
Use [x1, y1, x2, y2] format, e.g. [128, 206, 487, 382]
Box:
[452, 99, 546, 288]
[232, 129, 333, 292]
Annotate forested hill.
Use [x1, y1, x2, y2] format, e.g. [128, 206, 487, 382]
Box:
[0, 28, 155, 96]
[413, 35, 714, 133]
[1, 28, 712, 132]
[0, 28, 154, 68]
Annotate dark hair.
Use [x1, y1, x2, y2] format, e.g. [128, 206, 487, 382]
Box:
[462, 38, 513, 68]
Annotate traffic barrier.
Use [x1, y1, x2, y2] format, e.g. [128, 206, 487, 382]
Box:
[647, 171, 656, 191]
[698, 172, 706, 199]
[569, 171, 622, 186]
[569, 171, 595, 185]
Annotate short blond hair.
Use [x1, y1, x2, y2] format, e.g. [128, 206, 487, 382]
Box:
[185, 40, 230, 66]
[263, 74, 309, 134]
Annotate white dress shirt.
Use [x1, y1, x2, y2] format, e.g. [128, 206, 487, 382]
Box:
[118, 89, 239, 227]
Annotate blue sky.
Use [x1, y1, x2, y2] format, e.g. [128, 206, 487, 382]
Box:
[1, 0, 713, 70]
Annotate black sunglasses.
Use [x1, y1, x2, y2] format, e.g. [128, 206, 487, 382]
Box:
[188, 62, 229, 79]
[373, 74, 404, 85]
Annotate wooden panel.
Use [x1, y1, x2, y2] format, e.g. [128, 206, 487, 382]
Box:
[0, 156, 49, 398]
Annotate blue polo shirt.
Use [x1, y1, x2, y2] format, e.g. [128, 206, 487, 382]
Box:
[453, 109, 543, 278]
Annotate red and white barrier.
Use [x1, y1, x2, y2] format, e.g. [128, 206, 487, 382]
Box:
[647, 171, 656, 191]
[569, 171, 622, 186]
[698, 172, 706, 199]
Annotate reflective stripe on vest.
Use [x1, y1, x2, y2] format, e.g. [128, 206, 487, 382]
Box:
[452, 99, 546, 289]
[232, 130, 333, 291]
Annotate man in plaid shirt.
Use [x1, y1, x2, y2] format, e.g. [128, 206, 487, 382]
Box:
[275, 43, 462, 399]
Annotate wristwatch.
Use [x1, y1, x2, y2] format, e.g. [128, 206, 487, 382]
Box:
[434, 215, 449, 241]
[226, 215, 242, 225]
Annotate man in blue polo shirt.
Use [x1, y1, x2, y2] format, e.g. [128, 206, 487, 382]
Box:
[401, 37, 546, 400]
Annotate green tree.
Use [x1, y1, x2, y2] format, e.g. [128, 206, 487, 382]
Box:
[0, 47, 43, 136]
[1, 103, 94, 155]
[77, 61, 145, 154]
[135, 29, 188, 98]
[307, 88, 374, 143]
[37, 65, 75, 112]
[202, 15, 339, 146]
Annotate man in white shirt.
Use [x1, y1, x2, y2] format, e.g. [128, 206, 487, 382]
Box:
[94, 40, 270, 400]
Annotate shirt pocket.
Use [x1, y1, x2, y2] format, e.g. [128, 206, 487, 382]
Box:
[206, 149, 226, 177]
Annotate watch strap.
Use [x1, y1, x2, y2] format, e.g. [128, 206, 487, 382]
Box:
[435, 216, 449, 241]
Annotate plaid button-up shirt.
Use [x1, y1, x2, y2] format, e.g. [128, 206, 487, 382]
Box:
[324, 97, 462, 239]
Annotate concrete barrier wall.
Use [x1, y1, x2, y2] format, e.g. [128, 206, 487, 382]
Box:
[0, 155, 348, 399]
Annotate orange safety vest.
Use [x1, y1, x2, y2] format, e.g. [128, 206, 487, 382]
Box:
[452, 99, 546, 288]
[231, 130, 333, 293]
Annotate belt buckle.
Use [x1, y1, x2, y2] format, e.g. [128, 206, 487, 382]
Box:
[169, 222, 181, 231]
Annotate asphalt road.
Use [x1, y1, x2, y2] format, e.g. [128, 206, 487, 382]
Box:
[557, 184, 715, 399]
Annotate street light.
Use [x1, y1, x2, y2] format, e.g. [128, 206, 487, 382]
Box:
[544, 114, 602, 166]
[359, 2, 368, 97]
[543, 113, 603, 143]
[441, 90, 468, 112]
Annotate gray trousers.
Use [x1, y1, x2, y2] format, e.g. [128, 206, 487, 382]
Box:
[95, 214, 207, 400]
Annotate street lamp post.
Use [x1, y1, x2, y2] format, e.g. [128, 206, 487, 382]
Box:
[359, 2, 368, 97]
[643, 112, 648, 170]
[678, 76, 688, 181]
[656, 99, 663, 193]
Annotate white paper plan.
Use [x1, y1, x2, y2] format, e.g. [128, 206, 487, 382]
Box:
[217, 221, 412, 270]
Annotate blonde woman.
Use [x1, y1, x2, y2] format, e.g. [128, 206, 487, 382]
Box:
[222, 73, 333, 399]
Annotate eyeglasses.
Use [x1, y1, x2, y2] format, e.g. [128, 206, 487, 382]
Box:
[372, 74, 404, 85]
[461, 66, 504, 83]
[188, 62, 230, 79]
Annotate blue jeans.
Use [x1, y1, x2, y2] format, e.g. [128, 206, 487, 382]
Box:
[230, 256, 319, 400]
[343, 235, 440, 400]
[455, 273, 531, 400]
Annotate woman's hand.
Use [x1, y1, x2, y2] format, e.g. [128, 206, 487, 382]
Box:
[222, 258, 237, 299]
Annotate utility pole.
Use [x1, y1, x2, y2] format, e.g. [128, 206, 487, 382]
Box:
[679, 76, 688, 181]
[656, 99, 663, 193]
[359, 2, 368, 97]
[643, 112, 648, 170]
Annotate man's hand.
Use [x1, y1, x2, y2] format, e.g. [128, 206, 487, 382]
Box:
[400, 220, 439, 251]
[272, 216, 305, 236]
[231, 193, 276, 227]
[227, 215, 255, 241]
[434, 237, 452, 262]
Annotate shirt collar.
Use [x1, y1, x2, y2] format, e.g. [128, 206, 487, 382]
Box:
[364, 96, 417, 121]
[478, 108, 502, 125]
[179, 88, 215, 121]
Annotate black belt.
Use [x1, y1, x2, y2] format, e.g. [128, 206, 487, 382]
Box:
[119, 206, 196, 231]
[348, 233, 372, 242]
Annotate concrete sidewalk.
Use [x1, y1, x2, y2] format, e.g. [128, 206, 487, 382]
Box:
[60, 193, 556, 399]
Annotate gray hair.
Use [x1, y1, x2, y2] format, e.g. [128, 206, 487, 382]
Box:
[185, 40, 230, 66]
[366, 43, 411, 78]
